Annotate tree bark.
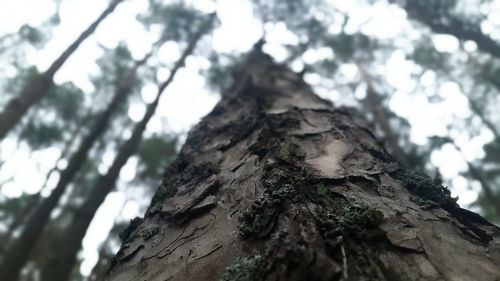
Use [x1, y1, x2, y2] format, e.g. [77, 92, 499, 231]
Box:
[0, 0, 124, 140]
[106, 51, 500, 281]
[0, 48, 143, 281]
[38, 14, 215, 281]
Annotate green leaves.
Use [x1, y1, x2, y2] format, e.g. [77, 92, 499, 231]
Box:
[18, 25, 46, 48]
[409, 41, 449, 71]
[325, 32, 374, 61]
[94, 43, 134, 89]
[19, 122, 63, 149]
[45, 82, 85, 120]
[139, 2, 206, 42]
[137, 134, 178, 179]
[17, 82, 85, 149]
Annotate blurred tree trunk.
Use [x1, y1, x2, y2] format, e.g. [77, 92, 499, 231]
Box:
[0, 0, 124, 140]
[2, 115, 92, 247]
[1, 194, 39, 247]
[0, 49, 143, 281]
[38, 15, 215, 281]
[107, 50, 500, 281]
[355, 61, 409, 167]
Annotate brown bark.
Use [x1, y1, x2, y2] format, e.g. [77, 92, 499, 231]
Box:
[38, 14, 215, 281]
[0, 48, 144, 281]
[107, 50, 500, 280]
[0, 0, 124, 140]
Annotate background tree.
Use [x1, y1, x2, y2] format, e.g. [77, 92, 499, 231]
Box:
[0, 0, 124, 140]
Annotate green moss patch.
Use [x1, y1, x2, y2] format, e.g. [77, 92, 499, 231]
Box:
[141, 226, 160, 240]
[317, 204, 385, 242]
[392, 170, 458, 209]
[238, 169, 305, 238]
[276, 141, 306, 162]
[220, 255, 264, 281]
[238, 167, 303, 238]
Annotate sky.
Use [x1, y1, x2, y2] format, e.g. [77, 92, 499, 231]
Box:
[0, 0, 497, 276]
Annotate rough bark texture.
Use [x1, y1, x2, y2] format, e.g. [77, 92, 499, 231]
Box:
[0, 0, 123, 140]
[107, 52, 500, 281]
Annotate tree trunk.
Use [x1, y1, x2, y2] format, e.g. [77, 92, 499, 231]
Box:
[1, 114, 92, 246]
[0, 0, 124, 140]
[0, 51, 143, 281]
[107, 50, 500, 281]
[38, 14, 215, 281]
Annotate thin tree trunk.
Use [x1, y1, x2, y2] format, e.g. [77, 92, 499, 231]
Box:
[468, 98, 500, 140]
[2, 112, 94, 242]
[355, 61, 409, 167]
[1, 194, 39, 247]
[39, 14, 215, 281]
[0, 0, 124, 140]
[107, 49, 500, 281]
[37, 108, 94, 197]
[0, 48, 146, 281]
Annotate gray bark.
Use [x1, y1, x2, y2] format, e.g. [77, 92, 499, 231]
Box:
[107, 51, 500, 281]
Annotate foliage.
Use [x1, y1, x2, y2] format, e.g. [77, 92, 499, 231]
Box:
[220, 255, 264, 281]
[139, 1, 207, 42]
[137, 134, 178, 180]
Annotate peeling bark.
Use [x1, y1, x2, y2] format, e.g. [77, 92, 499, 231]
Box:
[107, 51, 500, 281]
